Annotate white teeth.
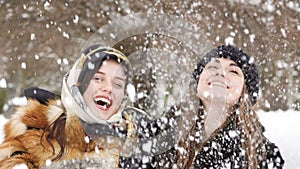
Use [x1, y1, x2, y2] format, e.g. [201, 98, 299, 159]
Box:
[94, 97, 111, 105]
[211, 82, 226, 88]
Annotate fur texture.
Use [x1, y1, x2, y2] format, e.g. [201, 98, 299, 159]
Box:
[0, 99, 124, 169]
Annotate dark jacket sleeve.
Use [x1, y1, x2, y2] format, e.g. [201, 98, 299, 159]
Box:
[135, 105, 179, 138]
[265, 141, 285, 169]
[23, 87, 60, 105]
[119, 106, 180, 169]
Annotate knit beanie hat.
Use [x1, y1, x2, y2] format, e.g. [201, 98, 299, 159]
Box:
[192, 45, 260, 106]
[61, 44, 131, 124]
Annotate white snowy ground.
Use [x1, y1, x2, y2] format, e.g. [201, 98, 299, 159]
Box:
[257, 110, 300, 169]
[0, 110, 299, 169]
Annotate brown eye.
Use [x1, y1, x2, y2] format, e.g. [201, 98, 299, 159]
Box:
[93, 77, 103, 83]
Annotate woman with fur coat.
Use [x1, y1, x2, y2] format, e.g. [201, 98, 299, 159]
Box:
[0, 45, 139, 168]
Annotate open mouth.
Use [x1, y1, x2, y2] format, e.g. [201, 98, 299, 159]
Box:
[94, 96, 112, 110]
[208, 81, 229, 89]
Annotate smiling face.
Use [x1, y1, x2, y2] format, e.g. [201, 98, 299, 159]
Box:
[197, 58, 245, 108]
[83, 59, 126, 121]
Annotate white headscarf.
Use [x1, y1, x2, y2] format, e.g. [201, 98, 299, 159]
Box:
[61, 45, 130, 124]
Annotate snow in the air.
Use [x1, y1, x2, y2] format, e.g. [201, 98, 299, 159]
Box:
[0, 109, 299, 168]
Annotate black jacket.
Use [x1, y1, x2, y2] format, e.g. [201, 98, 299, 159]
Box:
[193, 118, 284, 169]
[152, 115, 284, 169]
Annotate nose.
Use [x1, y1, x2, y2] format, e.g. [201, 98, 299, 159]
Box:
[101, 80, 113, 93]
[214, 68, 225, 77]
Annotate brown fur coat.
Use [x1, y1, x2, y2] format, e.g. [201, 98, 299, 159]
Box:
[0, 99, 133, 169]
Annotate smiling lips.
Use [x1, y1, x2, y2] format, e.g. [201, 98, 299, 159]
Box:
[208, 81, 229, 89]
[94, 96, 112, 110]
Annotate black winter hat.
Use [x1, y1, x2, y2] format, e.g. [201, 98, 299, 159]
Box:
[192, 45, 260, 106]
[77, 44, 130, 94]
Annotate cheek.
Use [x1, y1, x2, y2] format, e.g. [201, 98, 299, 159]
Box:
[84, 82, 95, 94]
[197, 76, 208, 99]
[114, 89, 125, 104]
[83, 87, 92, 101]
[236, 79, 244, 92]
[230, 80, 244, 99]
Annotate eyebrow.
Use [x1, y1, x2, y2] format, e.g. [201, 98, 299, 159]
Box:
[212, 58, 239, 67]
[229, 62, 239, 67]
[114, 76, 126, 81]
[95, 71, 105, 76]
[211, 58, 221, 63]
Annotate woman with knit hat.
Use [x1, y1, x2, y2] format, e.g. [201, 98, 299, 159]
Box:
[155, 45, 284, 169]
[0, 44, 140, 168]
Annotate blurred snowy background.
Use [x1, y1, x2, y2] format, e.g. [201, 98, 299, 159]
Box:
[0, 0, 299, 168]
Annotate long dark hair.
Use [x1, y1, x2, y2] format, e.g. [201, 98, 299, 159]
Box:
[176, 85, 267, 169]
[41, 112, 67, 161]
